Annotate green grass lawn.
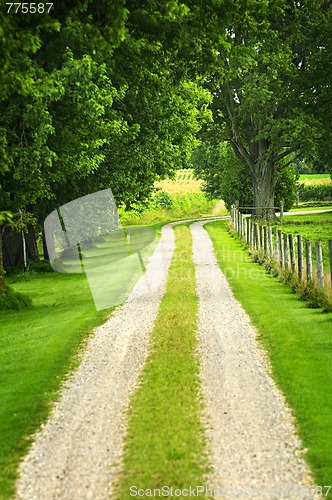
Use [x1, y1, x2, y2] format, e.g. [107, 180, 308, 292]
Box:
[0, 272, 113, 499]
[115, 225, 209, 497]
[206, 221, 332, 493]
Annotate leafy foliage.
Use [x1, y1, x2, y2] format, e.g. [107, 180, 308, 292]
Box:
[0, 0, 212, 286]
[192, 141, 298, 211]
[183, 0, 332, 217]
[0, 286, 32, 310]
[298, 184, 332, 202]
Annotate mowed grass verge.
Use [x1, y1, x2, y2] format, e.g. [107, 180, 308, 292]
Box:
[0, 272, 112, 499]
[115, 225, 209, 497]
[206, 221, 332, 492]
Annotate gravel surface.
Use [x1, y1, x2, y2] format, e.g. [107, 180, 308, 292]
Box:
[191, 220, 314, 499]
[16, 218, 316, 500]
[16, 224, 176, 500]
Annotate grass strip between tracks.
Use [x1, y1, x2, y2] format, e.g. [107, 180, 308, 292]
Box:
[206, 221, 332, 493]
[115, 224, 209, 497]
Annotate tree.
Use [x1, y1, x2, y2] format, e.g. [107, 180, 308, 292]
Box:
[0, 0, 128, 283]
[206, 1, 323, 218]
[192, 140, 298, 212]
[0, 0, 212, 284]
[192, 141, 253, 209]
[167, 0, 331, 219]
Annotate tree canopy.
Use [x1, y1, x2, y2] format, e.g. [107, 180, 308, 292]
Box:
[0, 0, 331, 290]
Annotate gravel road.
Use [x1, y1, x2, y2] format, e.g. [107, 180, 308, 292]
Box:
[16, 219, 315, 499]
[16, 224, 176, 500]
[191, 220, 314, 499]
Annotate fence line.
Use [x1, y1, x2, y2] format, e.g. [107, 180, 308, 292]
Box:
[231, 207, 332, 291]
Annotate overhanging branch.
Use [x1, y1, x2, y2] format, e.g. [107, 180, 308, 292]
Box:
[223, 84, 252, 168]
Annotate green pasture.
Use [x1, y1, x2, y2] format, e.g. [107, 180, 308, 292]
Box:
[281, 212, 332, 243]
[120, 192, 226, 225]
[206, 221, 332, 492]
[289, 206, 332, 212]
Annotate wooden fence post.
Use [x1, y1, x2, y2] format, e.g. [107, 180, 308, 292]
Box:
[280, 201, 284, 224]
[289, 234, 296, 272]
[328, 240, 332, 287]
[273, 229, 279, 261]
[268, 227, 273, 258]
[315, 241, 325, 288]
[305, 239, 313, 282]
[255, 223, 260, 250]
[297, 235, 303, 281]
[284, 233, 289, 271]
[278, 229, 283, 267]
[246, 218, 250, 245]
[263, 226, 268, 256]
[259, 225, 263, 250]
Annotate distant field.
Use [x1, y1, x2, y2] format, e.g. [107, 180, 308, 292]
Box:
[300, 174, 332, 185]
[157, 171, 332, 192]
[155, 169, 203, 194]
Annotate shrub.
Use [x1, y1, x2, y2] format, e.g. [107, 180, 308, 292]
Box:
[153, 191, 174, 210]
[298, 184, 332, 202]
[0, 286, 32, 310]
[29, 261, 53, 273]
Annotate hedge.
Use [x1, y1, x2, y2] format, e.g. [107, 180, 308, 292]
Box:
[298, 184, 332, 202]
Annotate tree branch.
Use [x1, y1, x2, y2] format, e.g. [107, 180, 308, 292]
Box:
[223, 83, 252, 168]
[273, 149, 292, 163]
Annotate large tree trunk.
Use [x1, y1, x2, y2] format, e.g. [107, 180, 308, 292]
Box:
[252, 161, 277, 220]
[3, 225, 41, 270]
[42, 227, 50, 261]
